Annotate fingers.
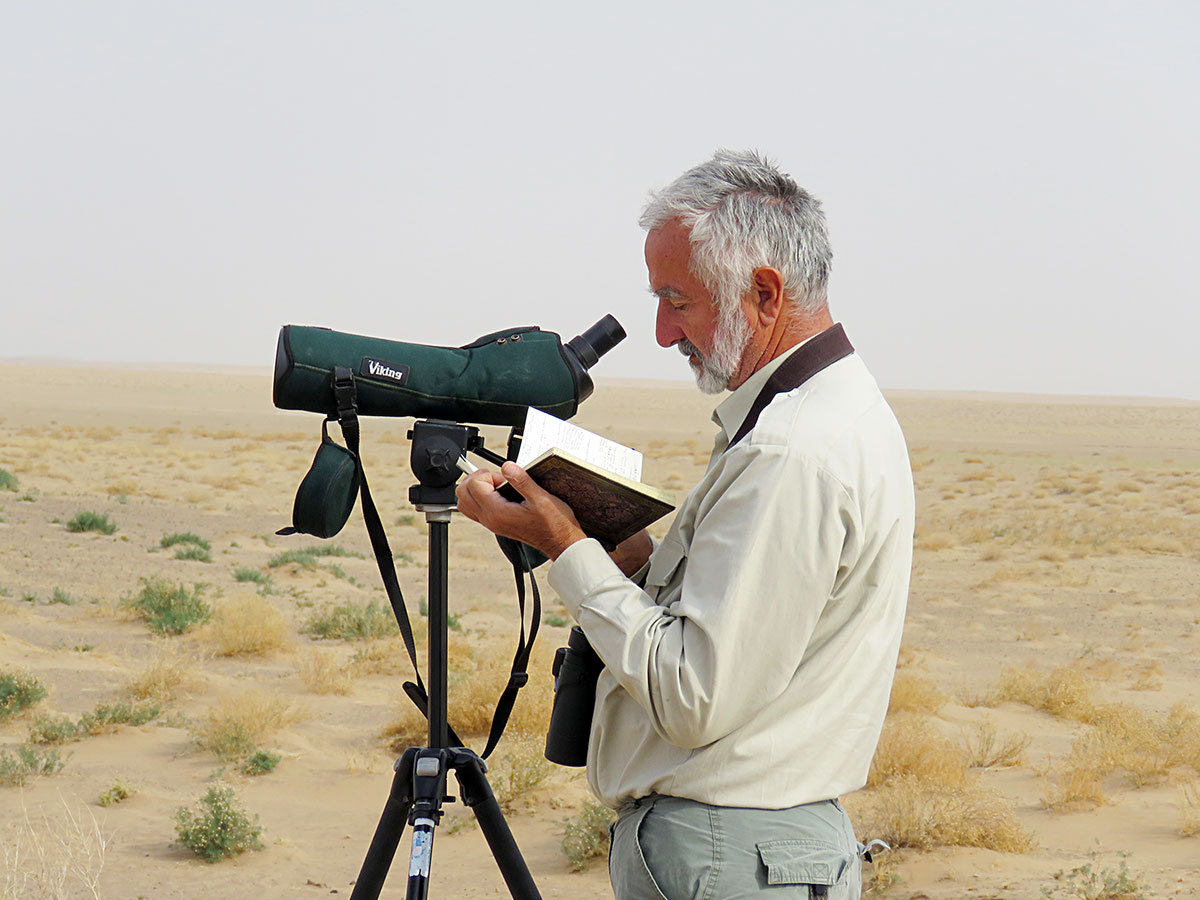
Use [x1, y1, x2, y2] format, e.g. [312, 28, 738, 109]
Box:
[498, 462, 539, 500]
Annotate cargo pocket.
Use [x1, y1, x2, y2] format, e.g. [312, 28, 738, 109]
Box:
[756, 839, 852, 899]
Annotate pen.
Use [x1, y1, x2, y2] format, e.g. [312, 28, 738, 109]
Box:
[457, 455, 479, 476]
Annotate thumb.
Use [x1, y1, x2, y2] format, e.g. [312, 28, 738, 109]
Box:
[500, 461, 540, 499]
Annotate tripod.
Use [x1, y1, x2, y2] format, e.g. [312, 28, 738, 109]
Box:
[349, 420, 542, 900]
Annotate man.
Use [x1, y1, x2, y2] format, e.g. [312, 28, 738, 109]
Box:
[457, 150, 913, 899]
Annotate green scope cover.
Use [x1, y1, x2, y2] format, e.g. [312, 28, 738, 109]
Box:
[273, 324, 585, 426]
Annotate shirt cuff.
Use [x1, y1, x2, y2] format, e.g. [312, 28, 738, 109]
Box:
[548, 537, 624, 619]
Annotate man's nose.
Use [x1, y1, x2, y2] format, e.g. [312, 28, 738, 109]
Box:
[655, 305, 682, 348]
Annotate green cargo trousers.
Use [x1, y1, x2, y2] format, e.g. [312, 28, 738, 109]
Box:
[609, 795, 862, 900]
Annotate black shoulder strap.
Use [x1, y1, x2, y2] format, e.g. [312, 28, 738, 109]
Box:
[330, 367, 465, 749]
[331, 365, 535, 758]
[726, 323, 854, 452]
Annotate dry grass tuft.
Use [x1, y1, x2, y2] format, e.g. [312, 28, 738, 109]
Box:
[888, 670, 946, 715]
[1044, 702, 1200, 811]
[1180, 777, 1200, 837]
[852, 774, 1033, 853]
[996, 664, 1096, 721]
[296, 648, 352, 695]
[960, 719, 1030, 769]
[383, 640, 555, 753]
[0, 800, 108, 900]
[124, 644, 199, 703]
[868, 713, 967, 788]
[192, 691, 304, 761]
[203, 595, 292, 657]
[489, 735, 552, 813]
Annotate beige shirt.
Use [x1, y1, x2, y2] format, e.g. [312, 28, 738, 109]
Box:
[548, 343, 914, 809]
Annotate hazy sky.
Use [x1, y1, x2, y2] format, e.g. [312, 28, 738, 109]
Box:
[3, 1, 1197, 400]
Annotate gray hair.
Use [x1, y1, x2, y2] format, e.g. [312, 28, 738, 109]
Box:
[639, 149, 832, 314]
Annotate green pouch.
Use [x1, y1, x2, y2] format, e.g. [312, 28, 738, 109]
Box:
[280, 420, 361, 538]
[273, 324, 583, 427]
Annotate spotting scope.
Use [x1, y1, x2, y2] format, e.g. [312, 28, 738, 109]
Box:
[272, 315, 625, 426]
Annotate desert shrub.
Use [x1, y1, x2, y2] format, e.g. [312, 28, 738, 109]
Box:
[161, 532, 211, 551]
[561, 799, 616, 871]
[268, 544, 363, 569]
[174, 545, 213, 563]
[0, 468, 18, 492]
[126, 578, 211, 635]
[174, 786, 263, 862]
[296, 648, 352, 695]
[0, 744, 65, 786]
[125, 645, 197, 702]
[852, 774, 1032, 852]
[868, 713, 967, 788]
[0, 669, 47, 720]
[78, 700, 161, 735]
[997, 664, 1096, 721]
[1044, 852, 1148, 900]
[49, 587, 75, 605]
[489, 736, 551, 812]
[233, 566, 273, 592]
[98, 779, 136, 806]
[960, 719, 1030, 769]
[304, 600, 397, 641]
[887, 670, 946, 714]
[66, 511, 117, 534]
[192, 692, 299, 761]
[240, 749, 281, 776]
[28, 714, 80, 744]
[205, 595, 291, 656]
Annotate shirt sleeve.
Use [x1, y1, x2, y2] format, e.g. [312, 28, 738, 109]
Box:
[548, 443, 857, 749]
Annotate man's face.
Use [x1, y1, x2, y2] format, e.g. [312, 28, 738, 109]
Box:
[645, 220, 752, 394]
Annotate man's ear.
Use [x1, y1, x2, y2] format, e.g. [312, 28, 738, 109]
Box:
[750, 267, 786, 327]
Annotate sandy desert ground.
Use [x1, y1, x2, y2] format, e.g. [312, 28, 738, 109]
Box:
[2, 361, 1199, 899]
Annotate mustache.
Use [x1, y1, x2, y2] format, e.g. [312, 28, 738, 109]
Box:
[677, 339, 702, 359]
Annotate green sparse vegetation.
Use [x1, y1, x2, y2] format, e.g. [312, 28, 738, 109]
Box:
[78, 700, 161, 734]
[233, 566, 270, 584]
[543, 614, 570, 628]
[174, 544, 213, 563]
[29, 714, 80, 744]
[66, 510, 118, 534]
[0, 743, 65, 786]
[561, 799, 616, 871]
[174, 786, 264, 862]
[0, 468, 18, 492]
[50, 587, 75, 605]
[303, 600, 397, 641]
[161, 532, 211, 551]
[1042, 852, 1148, 900]
[126, 578, 212, 635]
[1, 669, 47, 720]
[268, 544, 363, 569]
[98, 779, 136, 806]
[241, 749, 281, 776]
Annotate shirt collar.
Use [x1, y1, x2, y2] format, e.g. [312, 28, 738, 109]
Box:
[712, 331, 823, 442]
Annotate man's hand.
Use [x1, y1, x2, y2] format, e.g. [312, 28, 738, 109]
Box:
[609, 529, 653, 577]
[455, 461, 587, 561]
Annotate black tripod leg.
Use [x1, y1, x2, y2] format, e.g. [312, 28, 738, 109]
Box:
[454, 755, 543, 900]
[350, 748, 419, 900]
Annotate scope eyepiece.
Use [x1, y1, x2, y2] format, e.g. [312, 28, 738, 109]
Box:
[565, 314, 626, 371]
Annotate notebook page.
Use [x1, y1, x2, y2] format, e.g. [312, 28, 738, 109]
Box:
[516, 407, 642, 481]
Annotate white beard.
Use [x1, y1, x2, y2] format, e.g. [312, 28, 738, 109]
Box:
[678, 303, 753, 394]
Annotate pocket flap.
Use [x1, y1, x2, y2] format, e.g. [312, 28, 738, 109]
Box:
[756, 839, 850, 886]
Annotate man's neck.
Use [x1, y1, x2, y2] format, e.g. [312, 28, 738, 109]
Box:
[733, 306, 835, 389]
